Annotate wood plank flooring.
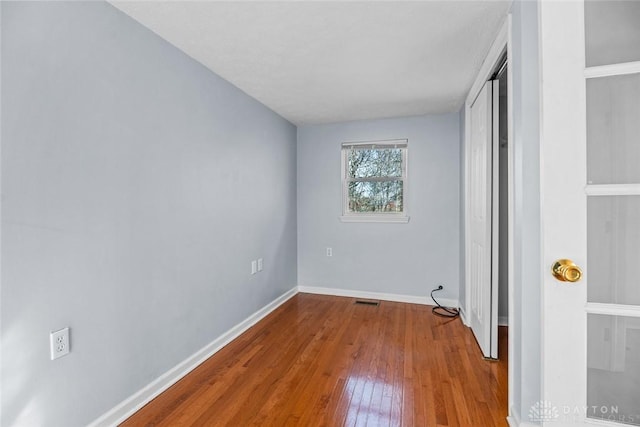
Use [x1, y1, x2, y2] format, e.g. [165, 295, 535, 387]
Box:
[122, 293, 508, 426]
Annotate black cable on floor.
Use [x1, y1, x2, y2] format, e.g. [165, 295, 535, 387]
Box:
[431, 285, 460, 318]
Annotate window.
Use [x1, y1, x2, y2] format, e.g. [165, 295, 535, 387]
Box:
[340, 139, 409, 223]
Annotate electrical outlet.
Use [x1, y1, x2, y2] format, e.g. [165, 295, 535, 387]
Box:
[257, 258, 263, 272]
[50, 327, 70, 360]
[251, 260, 257, 275]
[326, 247, 333, 257]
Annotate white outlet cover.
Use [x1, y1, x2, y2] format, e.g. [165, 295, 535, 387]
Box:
[257, 258, 263, 272]
[50, 327, 70, 360]
[251, 260, 257, 275]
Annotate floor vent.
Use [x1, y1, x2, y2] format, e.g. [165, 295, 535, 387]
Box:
[354, 299, 380, 306]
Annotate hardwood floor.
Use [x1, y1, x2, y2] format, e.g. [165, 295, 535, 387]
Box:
[122, 293, 508, 426]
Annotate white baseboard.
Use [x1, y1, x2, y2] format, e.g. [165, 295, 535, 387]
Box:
[454, 308, 506, 328]
[507, 406, 538, 427]
[297, 285, 459, 310]
[508, 418, 538, 427]
[507, 405, 520, 426]
[459, 306, 469, 326]
[89, 287, 298, 427]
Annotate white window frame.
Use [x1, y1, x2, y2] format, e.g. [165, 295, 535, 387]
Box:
[339, 139, 410, 223]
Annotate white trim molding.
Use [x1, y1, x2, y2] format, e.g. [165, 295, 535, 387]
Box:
[586, 303, 640, 318]
[465, 18, 509, 106]
[507, 417, 538, 427]
[584, 60, 640, 79]
[297, 285, 459, 310]
[585, 183, 640, 196]
[89, 287, 298, 427]
[339, 215, 409, 223]
[458, 306, 469, 326]
[507, 404, 520, 427]
[585, 417, 639, 426]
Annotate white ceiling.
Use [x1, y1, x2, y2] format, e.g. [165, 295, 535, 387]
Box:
[110, 1, 511, 125]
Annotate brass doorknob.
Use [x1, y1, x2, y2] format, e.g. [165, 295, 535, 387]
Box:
[552, 259, 582, 282]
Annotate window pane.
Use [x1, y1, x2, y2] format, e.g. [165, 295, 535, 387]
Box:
[587, 314, 640, 425]
[585, 0, 640, 67]
[348, 181, 403, 213]
[588, 196, 640, 306]
[348, 148, 403, 178]
[587, 73, 640, 185]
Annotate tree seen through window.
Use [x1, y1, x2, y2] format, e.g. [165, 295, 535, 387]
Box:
[346, 146, 404, 213]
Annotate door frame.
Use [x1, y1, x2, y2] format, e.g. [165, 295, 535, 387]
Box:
[463, 15, 514, 412]
[468, 79, 497, 359]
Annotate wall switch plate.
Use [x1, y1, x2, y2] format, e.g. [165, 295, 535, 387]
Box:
[50, 327, 70, 360]
[326, 247, 333, 257]
[251, 260, 257, 275]
[257, 258, 263, 272]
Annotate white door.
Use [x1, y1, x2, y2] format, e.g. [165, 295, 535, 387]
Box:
[469, 80, 498, 359]
[540, 1, 640, 425]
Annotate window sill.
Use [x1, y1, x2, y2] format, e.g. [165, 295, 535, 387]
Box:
[339, 215, 410, 224]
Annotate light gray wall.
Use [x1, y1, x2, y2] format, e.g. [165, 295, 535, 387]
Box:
[511, 0, 542, 423]
[1, 2, 297, 426]
[297, 114, 461, 302]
